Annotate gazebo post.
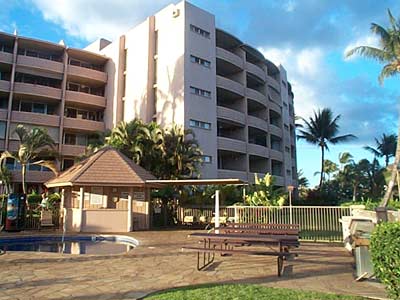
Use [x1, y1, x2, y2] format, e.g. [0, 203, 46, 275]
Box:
[127, 188, 133, 232]
[79, 187, 84, 232]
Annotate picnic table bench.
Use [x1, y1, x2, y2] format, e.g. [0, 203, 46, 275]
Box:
[221, 223, 300, 236]
[182, 230, 300, 276]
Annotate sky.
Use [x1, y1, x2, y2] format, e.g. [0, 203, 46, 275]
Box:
[1, 0, 399, 187]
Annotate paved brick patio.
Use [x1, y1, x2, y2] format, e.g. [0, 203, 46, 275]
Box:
[0, 230, 387, 300]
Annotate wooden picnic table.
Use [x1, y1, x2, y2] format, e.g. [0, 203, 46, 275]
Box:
[183, 231, 299, 276]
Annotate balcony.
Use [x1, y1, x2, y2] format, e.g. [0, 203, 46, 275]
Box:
[247, 115, 268, 131]
[267, 75, 280, 91]
[218, 169, 247, 181]
[17, 55, 63, 74]
[11, 111, 60, 127]
[62, 144, 87, 157]
[270, 124, 283, 137]
[0, 109, 7, 120]
[273, 175, 284, 186]
[269, 100, 281, 114]
[11, 170, 56, 183]
[14, 82, 62, 100]
[245, 62, 266, 81]
[68, 65, 107, 83]
[247, 143, 268, 157]
[217, 136, 246, 153]
[246, 88, 266, 106]
[65, 90, 106, 109]
[63, 117, 105, 132]
[216, 75, 244, 96]
[217, 106, 245, 125]
[216, 47, 243, 69]
[0, 51, 13, 64]
[270, 149, 283, 161]
[0, 80, 10, 92]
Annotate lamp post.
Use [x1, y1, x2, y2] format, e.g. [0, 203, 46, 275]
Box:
[287, 185, 294, 224]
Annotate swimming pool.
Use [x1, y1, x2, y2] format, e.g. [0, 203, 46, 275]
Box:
[0, 235, 139, 255]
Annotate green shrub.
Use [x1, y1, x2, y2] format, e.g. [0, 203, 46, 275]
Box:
[370, 222, 400, 299]
[27, 192, 42, 205]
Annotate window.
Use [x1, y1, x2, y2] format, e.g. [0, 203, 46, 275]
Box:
[15, 73, 61, 88]
[286, 169, 291, 176]
[190, 55, 211, 68]
[65, 107, 103, 122]
[62, 159, 74, 171]
[285, 146, 290, 153]
[0, 121, 6, 139]
[190, 86, 211, 98]
[0, 97, 7, 109]
[0, 43, 13, 53]
[32, 103, 45, 114]
[202, 155, 212, 164]
[13, 100, 56, 115]
[67, 82, 104, 96]
[284, 124, 289, 131]
[69, 58, 104, 71]
[189, 119, 211, 130]
[190, 24, 210, 38]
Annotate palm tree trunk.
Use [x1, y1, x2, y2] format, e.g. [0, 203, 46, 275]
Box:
[385, 155, 389, 167]
[381, 124, 400, 207]
[319, 146, 325, 189]
[21, 163, 27, 195]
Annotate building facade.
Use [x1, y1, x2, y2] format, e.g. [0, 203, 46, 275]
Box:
[0, 1, 297, 188]
[0, 32, 108, 189]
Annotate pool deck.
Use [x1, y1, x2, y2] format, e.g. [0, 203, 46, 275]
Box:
[0, 230, 387, 300]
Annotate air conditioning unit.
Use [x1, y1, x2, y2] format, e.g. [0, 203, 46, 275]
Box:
[172, 8, 180, 18]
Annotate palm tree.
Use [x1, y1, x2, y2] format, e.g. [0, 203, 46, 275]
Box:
[364, 134, 397, 167]
[338, 152, 354, 171]
[161, 125, 203, 179]
[0, 165, 12, 194]
[346, 9, 400, 207]
[106, 119, 149, 162]
[297, 108, 356, 189]
[0, 125, 58, 196]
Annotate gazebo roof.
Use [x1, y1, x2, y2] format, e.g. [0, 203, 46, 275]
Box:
[45, 146, 156, 188]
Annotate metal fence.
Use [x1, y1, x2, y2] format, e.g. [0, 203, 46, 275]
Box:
[25, 209, 60, 230]
[176, 205, 352, 242]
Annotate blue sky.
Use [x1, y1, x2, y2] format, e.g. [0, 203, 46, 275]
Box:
[1, 0, 399, 186]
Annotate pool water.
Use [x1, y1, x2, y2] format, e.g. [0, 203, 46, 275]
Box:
[0, 236, 137, 255]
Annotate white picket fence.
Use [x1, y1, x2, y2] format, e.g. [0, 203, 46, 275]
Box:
[176, 205, 352, 241]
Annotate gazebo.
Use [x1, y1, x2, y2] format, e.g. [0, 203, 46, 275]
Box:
[45, 147, 157, 232]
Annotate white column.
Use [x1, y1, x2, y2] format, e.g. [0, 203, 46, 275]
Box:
[60, 188, 65, 231]
[79, 187, 84, 232]
[215, 190, 220, 233]
[127, 191, 133, 232]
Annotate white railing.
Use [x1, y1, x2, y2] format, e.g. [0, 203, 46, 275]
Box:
[176, 205, 352, 242]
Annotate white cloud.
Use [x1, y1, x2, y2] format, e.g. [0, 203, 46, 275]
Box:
[29, 0, 172, 41]
[283, 0, 297, 12]
[258, 46, 325, 119]
[343, 34, 380, 61]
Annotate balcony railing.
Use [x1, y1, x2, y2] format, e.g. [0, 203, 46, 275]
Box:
[217, 136, 246, 153]
[217, 106, 245, 125]
[17, 55, 63, 74]
[63, 117, 105, 132]
[216, 75, 244, 96]
[65, 90, 106, 108]
[68, 65, 107, 83]
[216, 47, 244, 69]
[13, 82, 62, 100]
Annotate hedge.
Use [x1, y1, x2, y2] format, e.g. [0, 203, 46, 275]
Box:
[370, 222, 400, 299]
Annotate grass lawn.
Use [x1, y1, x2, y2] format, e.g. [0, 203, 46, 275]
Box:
[144, 284, 366, 300]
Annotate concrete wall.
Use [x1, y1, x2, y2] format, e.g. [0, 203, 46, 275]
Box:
[183, 2, 218, 178]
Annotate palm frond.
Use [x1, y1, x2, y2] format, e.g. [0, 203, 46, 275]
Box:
[329, 134, 357, 144]
[346, 46, 389, 63]
[30, 160, 58, 175]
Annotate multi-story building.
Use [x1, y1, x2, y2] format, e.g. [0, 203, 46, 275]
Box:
[0, 0, 297, 189]
[0, 32, 108, 190]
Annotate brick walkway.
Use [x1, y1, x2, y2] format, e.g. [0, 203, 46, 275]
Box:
[0, 230, 387, 300]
